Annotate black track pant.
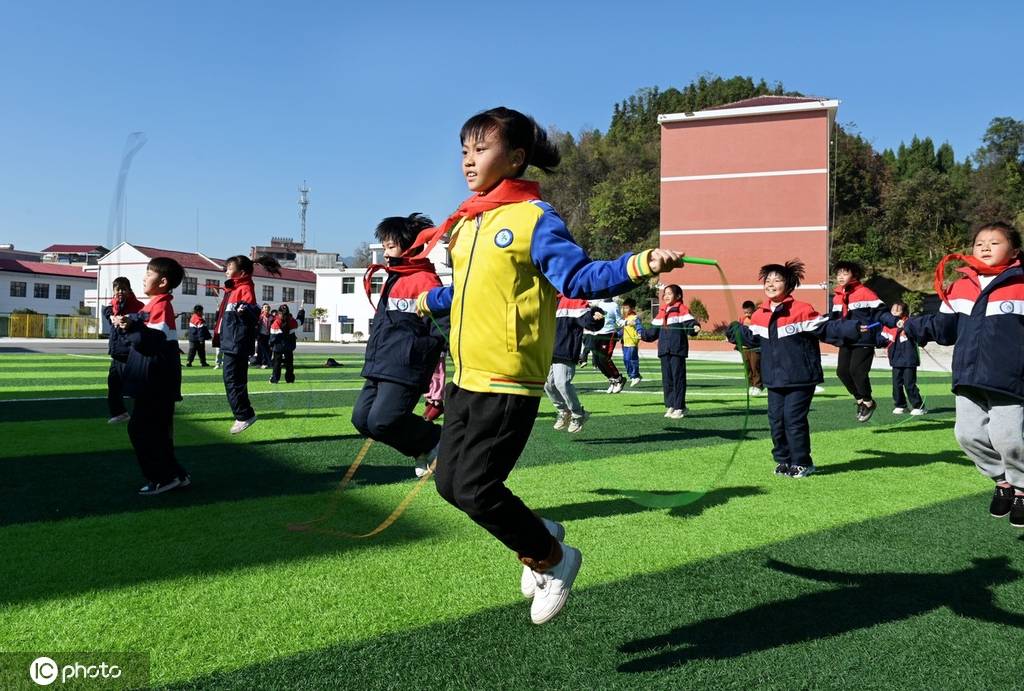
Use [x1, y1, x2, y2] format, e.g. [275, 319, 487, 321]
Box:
[836, 345, 875, 401]
[222, 352, 255, 421]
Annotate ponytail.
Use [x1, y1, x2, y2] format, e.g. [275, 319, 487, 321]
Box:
[225, 254, 282, 276]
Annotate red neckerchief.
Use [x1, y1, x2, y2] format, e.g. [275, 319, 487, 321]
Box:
[110, 291, 145, 315]
[363, 257, 436, 309]
[934, 254, 1021, 308]
[405, 178, 541, 260]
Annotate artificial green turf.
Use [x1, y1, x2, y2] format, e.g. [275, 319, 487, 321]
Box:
[1, 352, 1020, 690]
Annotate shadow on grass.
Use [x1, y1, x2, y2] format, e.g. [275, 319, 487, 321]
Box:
[618, 556, 1024, 671]
[537, 486, 765, 522]
[821, 449, 968, 476]
[165, 492, 1024, 690]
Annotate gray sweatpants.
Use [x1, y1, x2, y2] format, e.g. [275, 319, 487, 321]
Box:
[545, 362, 584, 418]
[954, 387, 1024, 486]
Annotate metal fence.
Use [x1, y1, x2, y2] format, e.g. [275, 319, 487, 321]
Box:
[0, 314, 100, 339]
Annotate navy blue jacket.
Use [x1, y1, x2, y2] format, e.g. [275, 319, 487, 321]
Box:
[121, 294, 182, 401]
[640, 302, 697, 357]
[269, 309, 304, 353]
[728, 296, 860, 388]
[826, 281, 891, 347]
[361, 262, 447, 390]
[552, 297, 603, 365]
[876, 325, 919, 368]
[904, 262, 1024, 400]
[104, 293, 146, 362]
[214, 276, 258, 356]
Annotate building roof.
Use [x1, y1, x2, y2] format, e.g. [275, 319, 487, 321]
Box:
[131, 245, 315, 284]
[41, 244, 109, 254]
[0, 259, 94, 279]
[707, 95, 828, 110]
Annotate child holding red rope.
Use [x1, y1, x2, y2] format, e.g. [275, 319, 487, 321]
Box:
[900, 222, 1024, 527]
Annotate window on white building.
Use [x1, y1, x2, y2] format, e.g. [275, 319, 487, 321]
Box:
[340, 316, 354, 335]
[56, 285, 71, 300]
[303, 289, 315, 304]
[282, 287, 295, 302]
[263, 285, 274, 302]
[10, 281, 26, 297]
[182, 276, 197, 295]
[342, 277, 355, 294]
[206, 279, 220, 297]
[34, 283, 49, 299]
[303, 316, 313, 333]
[370, 276, 383, 294]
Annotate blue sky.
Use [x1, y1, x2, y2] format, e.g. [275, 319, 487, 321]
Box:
[1, 1, 1020, 259]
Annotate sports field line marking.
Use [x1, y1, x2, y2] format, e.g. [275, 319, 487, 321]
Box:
[0, 386, 365, 403]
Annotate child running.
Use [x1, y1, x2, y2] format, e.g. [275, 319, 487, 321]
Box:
[640, 284, 700, 419]
[728, 260, 861, 478]
[877, 302, 925, 416]
[618, 297, 643, 386]
[186, 305, 210, 367]
[828, 261, 890, 422]
[740, 299, 763, 396]
[547, 294, 605, 433]
[112, 257, 189, 495]
[416, 106, 685, 624]
[268, 303, 303, 384]
[352, 213, 447, 478]
[103, 276, 145, 423]
[901, 222, 1024, 527]
[213, 254, 282, 434]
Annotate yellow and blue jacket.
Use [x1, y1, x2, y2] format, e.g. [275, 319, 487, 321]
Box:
[417, 200, 655, 396]
[619, 314, 641, 347]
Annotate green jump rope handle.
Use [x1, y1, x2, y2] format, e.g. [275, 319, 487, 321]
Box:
[679, 256, 719, 266]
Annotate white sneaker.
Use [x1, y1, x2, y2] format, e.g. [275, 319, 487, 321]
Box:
[107, 412, 131, 424]
[414, 442, 440, 477]
[138, 478, 182, 496]
[229, 416, 257, 434]
[605, 382, 615, 393]
[892, 407, 906, 415]
[629, 377, 641, 387]
[610, 379, 624, 394]
[664, 408, 673, 418]
[909, 407, 927, 416]
[529, 543, 583, 624]
[748, 387, 762, 397]
[567, 411, 590, 434]
[552, 411, 572, 431]
[814, 385, 825, 394]
[521, 519, 566, 598]
[668, 408, 687, 419]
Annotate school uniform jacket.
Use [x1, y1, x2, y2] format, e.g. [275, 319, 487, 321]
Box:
[188, 314, 210, 343]
[104, 292, 146, 361]
[552, 296, 603, 365]
[363, 262, 447, 390]
[876, 325, 919, 367]
[827, 280, 889, 347]
[904, 261, 1024, 400]
[214, 276, 258, 356]
[729, 296, 860, 388]
[122, 293, 182, 400]
[419, 200, 655, 396]
[640, 302, 697, 357]
[269, 311, 303, 354]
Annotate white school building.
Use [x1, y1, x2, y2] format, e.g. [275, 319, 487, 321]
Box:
[0, 259, 95, 315]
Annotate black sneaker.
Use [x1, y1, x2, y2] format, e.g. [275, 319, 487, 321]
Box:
[1010, 495, 1024, 528]
[788, 464, 817, 478]
[990, 485, 1014, 518]
[138, 478, 182, 496]
[774, 463, 791, 476]
[858, 402, 876, 423]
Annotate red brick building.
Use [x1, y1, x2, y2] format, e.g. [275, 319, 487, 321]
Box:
[657, 96, 840, 328]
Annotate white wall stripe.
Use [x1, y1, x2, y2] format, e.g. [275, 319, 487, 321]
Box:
[661, 168, 827, 182]
[661, 226, 827, 236]
[673, 284, 827, 291]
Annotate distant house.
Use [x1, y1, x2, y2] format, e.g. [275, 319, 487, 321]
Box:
[0, 259, 94, 315]
[88, 243, 317, 338]
[40, 244, 109, 266]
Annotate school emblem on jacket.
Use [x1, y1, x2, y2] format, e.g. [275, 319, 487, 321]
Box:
[1000, 300, 1015, 314]
[397, 298, 409, 311]
[494, 229, 514, 248]
[785, 324, 798, 335]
